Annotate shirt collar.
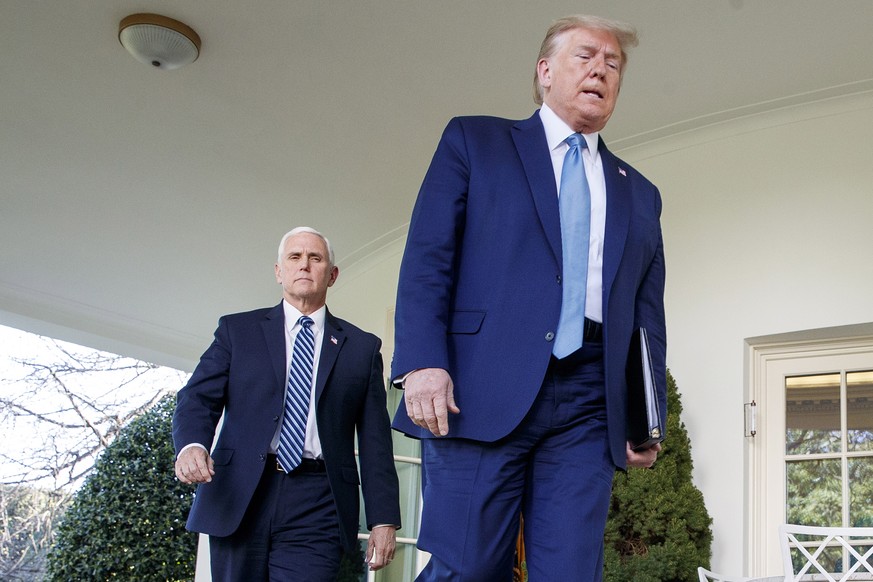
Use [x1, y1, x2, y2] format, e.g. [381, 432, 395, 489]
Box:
[282, 300, 326, 333]
[539, 103, 600, 156]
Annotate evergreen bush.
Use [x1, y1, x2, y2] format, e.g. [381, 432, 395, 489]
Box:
[603, 370, 713, 581]
[46, 395, 197, 581]
[46, 394, 369, 581]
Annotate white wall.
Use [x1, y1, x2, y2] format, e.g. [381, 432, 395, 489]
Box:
[328, 90, 873, 574]
[630, 91, 873, 573]
[330, 239, 405, 352]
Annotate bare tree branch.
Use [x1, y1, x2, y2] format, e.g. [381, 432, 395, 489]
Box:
[0, 332, 188, 490]
[0, 327, 190, 579]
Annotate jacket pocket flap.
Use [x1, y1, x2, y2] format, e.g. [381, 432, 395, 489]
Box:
[210, 448, 233, 466]
[448, 310, 485, 334]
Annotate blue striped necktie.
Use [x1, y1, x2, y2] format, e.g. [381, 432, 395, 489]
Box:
[553, 133, 590, 359]
[277, 315, 315, 472]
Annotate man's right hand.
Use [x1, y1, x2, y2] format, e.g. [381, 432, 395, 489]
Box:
[175, 446, 215, 484]
[403, 368, 460, 437]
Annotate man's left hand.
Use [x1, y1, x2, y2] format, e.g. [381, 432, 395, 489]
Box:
[365, 525, 396, 571]
[626, 441, 661, 468]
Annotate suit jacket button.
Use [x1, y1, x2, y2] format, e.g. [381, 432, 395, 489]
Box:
[556, 275, 562, 284]
[545, 332, 555, 341]
[259, 454, 266, 461]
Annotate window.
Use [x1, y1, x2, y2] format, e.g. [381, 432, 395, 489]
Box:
[355, 384, 426, 582]
[745, 324, 873, 576]
[354, 309, 427, 582]
[785, 371, 873, 529]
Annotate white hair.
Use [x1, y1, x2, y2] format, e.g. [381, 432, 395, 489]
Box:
[276, 226, 335, 266]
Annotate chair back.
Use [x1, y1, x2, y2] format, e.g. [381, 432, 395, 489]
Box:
[697, 566, 750, 582]
[779, 523, 873, 581]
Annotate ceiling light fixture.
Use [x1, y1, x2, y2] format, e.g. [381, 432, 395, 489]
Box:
[118, 13, 201, 71]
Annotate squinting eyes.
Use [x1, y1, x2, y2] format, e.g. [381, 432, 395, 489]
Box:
[575, 55, 620, 70]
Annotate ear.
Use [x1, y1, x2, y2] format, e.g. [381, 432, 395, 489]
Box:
[274, 263, 282, 283]
[327, 266, 339, 287]
[536, 58, 552, 90]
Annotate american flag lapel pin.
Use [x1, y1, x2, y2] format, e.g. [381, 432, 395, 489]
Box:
[618, 167, 627, 177]
[330, 335, 338, 345]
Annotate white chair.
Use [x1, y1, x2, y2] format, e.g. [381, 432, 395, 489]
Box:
[779, 523, 873, 581]
[698, 566, 750, 582]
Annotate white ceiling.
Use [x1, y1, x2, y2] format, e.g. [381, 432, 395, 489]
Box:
[3, 0, 873, 369]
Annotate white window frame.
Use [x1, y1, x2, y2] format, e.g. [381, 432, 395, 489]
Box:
[745, 323, 873, 577]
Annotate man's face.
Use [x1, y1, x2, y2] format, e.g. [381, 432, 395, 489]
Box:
[537, 27, 623, 134]
[274, 232, 338, 311]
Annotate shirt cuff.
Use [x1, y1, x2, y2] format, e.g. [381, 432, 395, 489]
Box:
[392, 369, 420, 389]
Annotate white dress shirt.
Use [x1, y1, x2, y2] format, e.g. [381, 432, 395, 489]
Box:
[269, 300, 326, 459]
[177, 301, 328, 460]
[539, 102, 606, 323]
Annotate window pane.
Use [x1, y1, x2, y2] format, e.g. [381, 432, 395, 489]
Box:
[849, 457, 873, 527]
[786, 373, 842, 454]
[359, 386, 424, 582]
[786, 459, 841, 526]
[395, 457, 422, 536]
[847, 370, 873, 452]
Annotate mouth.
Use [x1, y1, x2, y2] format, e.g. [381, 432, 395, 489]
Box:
[581, 89, 603, 100]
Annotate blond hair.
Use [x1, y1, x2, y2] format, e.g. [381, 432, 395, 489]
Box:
[533, 15, 639, 105]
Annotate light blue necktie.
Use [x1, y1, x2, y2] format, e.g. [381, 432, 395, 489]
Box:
[553, 133, 590, 359]
[277, 316, 315, 472]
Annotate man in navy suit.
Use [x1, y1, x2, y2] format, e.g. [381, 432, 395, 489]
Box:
[173, 226, 400, 581]
[392, 15, 666, 581]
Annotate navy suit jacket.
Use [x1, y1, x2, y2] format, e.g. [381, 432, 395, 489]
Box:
[392, 112, 667, 468]
[173, 303, 400, 550]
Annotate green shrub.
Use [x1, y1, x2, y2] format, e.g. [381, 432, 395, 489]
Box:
[46, 395, 197, 581]
[45, 393, 371, 581]
[603, 371, 713, 582]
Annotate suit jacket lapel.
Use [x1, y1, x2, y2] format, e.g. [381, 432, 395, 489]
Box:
[512, 111, 562, 264]
[600, 140, 632, 307]
[315, 309, 346, 402]
[262, 302, 287, 390]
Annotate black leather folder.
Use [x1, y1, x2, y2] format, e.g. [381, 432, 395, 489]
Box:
[626, 327, 665, 451]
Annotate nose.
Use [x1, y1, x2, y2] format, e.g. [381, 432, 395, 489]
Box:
[588, 55, 606, 78]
